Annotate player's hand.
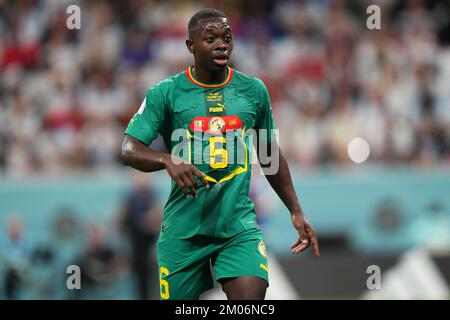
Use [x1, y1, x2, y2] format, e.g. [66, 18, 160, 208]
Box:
[290, 212, 320, 256]
[163, 154, 209, 198]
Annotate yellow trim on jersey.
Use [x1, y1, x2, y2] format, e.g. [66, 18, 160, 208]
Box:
[260, 263, 268, 272]
[185, 127, 248, 184]
[204, 128, 248, 184]
[186, 66, 233, 88]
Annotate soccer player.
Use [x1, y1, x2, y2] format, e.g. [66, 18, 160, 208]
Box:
[121, 8, 320, 300]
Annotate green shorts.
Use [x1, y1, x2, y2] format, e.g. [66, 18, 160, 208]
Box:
[156, 228, 269, 300]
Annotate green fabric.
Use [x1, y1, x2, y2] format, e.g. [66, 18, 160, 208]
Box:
[125, 68, 276, 239]
[156, 228, 268, 300]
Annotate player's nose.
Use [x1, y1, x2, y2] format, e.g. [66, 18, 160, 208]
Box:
[214, 38, 227, 50]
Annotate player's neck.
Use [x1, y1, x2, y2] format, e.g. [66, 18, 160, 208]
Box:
[191, 65, 228, 85]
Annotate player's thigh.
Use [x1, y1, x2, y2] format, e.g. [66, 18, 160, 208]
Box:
[220, 276, 268, 300]
[157, 237, 214, 300]
[213, 229, 269, 286]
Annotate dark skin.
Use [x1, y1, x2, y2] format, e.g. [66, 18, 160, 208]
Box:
[186, 17, 233, 83]
[121, 16, 319, 300]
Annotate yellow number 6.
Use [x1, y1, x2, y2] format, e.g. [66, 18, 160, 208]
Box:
[210, 136, 227, 168]
[159, 266, 170, 299]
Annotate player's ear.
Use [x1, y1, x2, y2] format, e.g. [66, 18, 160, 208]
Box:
[186, 39, 194, 54]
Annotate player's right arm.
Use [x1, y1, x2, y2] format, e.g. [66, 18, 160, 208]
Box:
[121, 86, 208, 198]
[121, 135, 168, 172]
[121, 135, 208, 198]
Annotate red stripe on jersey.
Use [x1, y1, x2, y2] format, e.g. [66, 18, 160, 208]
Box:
[189, 116, 243, 134]
[186, 67, 233, 88]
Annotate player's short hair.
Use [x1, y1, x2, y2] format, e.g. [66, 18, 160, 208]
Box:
[188, 8, 228, 37]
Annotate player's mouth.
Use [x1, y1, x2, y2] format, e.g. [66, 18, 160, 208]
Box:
[212, 54, 229, 67]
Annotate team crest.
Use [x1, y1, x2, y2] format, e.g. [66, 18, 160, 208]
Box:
[258, 240, 267, 258]
[208, 116, 225, 134]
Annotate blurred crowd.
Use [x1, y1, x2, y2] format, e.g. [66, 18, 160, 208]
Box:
[1, 0, 450, 177]
[0, 172, 162, 299]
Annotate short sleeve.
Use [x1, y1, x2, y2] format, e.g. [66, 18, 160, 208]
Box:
[254, 79, 277, 143]
[124, 86, 166, 146]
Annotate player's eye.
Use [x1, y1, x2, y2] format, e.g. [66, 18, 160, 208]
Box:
[206, 37, 215, 43]
[224, 35, 232, 42]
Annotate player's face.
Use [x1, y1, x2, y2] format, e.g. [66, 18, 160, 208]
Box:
[187, 17, 233, 71]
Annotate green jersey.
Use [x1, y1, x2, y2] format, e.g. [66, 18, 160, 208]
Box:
[125, 66, 276, 239]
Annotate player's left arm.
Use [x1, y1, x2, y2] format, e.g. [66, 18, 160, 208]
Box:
[254, 79, 319, 256]
[259, 144, 320, 256]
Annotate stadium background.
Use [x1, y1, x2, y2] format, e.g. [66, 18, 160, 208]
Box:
[1, 0, 449, 299]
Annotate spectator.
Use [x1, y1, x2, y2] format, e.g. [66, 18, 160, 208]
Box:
[0, 216, 31, 299]
[0, 0, 448, 172]
[74, 223, 121, 299]
[118, 171, 161, 300]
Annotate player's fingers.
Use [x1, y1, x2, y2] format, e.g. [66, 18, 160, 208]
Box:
[176, 175, 191, 197]
[298, 227, 309, 246]
[175, 177, 189, 197]
[305, 227, 320, 256]
[310, 235, 320, 257]
[180, 174, 196, 198]
[184, 173, 198, 198]
[192, 167, 209, 189]
[311, 241, 320, 257]
[290, 238, 302, 249]
[186, 170, 198, 189]
[292, 242, 310, 254]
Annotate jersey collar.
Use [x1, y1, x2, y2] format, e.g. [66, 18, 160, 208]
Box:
[186, 66, 233, 88]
